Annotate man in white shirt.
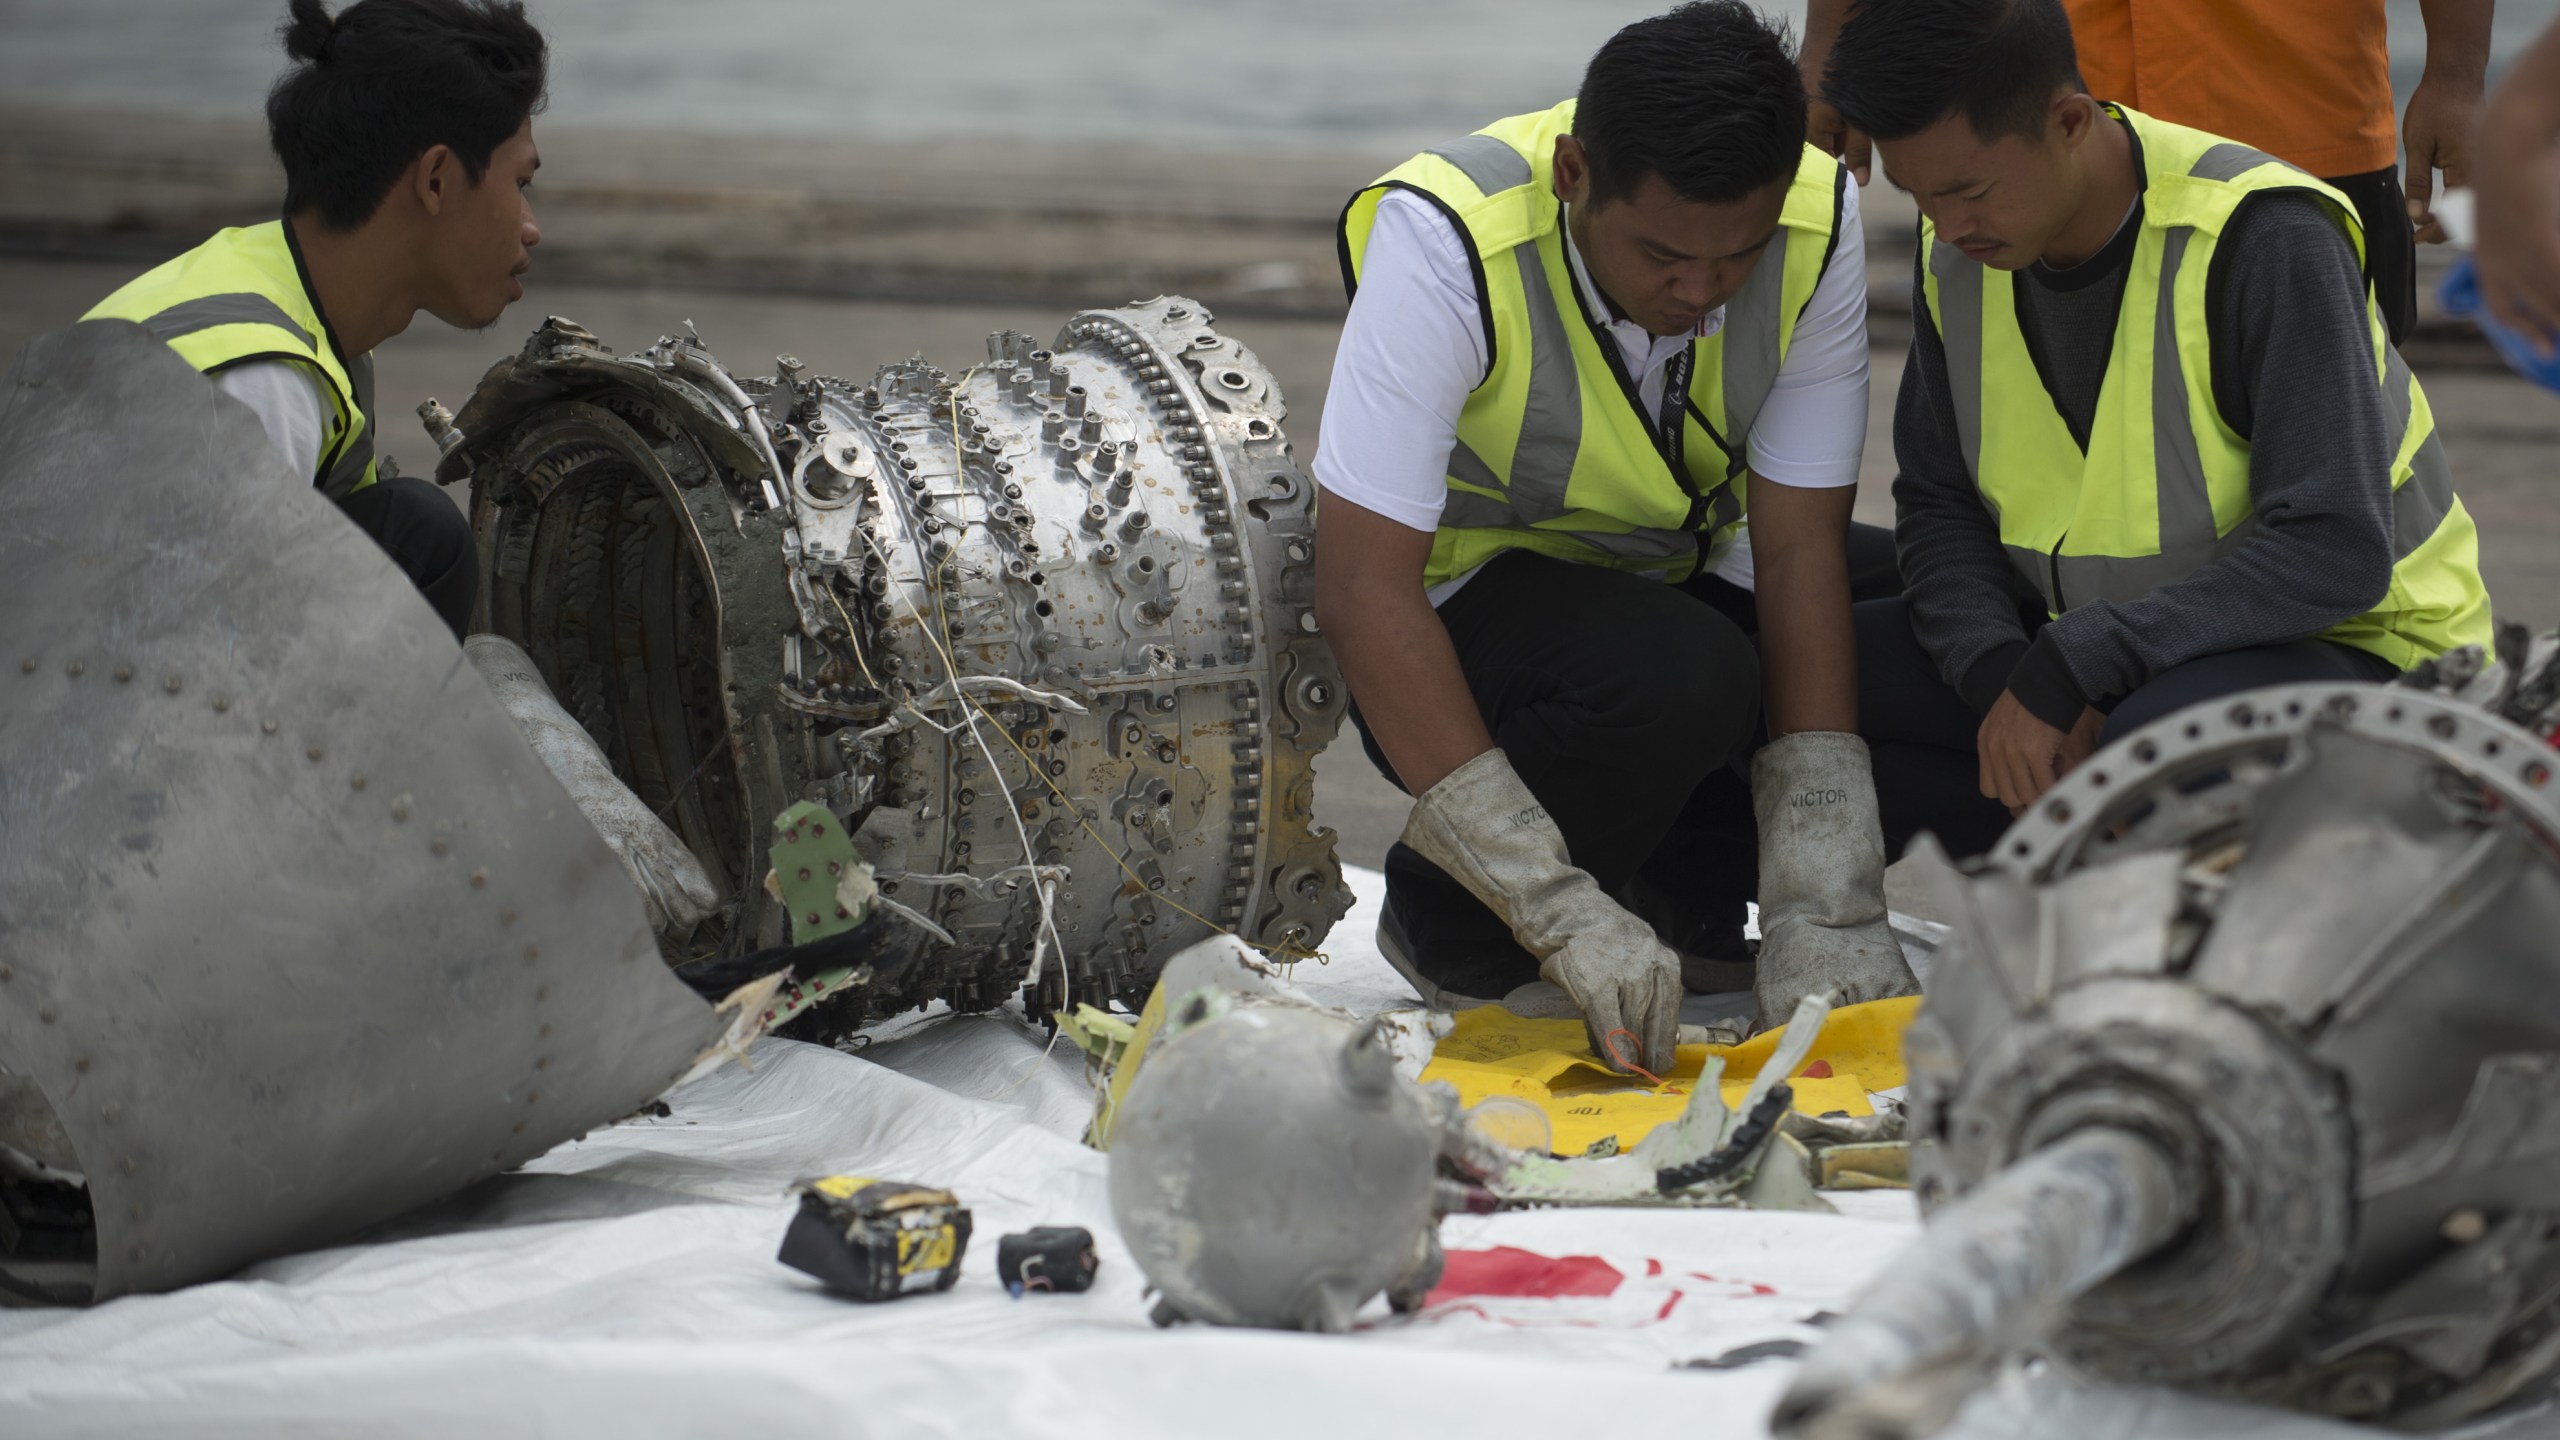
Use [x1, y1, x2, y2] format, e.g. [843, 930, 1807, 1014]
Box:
[1316, 1, 1916, 1069]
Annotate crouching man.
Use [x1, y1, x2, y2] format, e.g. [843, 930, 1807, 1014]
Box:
[86, 0, 546, 640]
[1315, 2, 1917, 1073]
[1820, 0, 2493, 862]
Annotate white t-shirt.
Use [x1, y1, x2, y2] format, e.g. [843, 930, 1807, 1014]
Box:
[214, 358, 330, 482]
[1314, 180, 1870, 599]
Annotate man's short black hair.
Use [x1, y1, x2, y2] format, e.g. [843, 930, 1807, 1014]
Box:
[1821, 0, 2084, 144]
[1574, 1, 1808, 208]
[267, 0, 548, 229]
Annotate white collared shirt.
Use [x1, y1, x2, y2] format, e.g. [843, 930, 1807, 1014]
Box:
[1315, 181, 1870, 598]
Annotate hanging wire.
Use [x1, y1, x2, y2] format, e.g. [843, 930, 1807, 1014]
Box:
[820, 363, 1326, 990]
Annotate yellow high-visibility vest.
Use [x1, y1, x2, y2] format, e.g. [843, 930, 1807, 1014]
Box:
[1919, 104, 2491, 668]
[1339, 100, 1846, 589]
[86, 220, 379, 498]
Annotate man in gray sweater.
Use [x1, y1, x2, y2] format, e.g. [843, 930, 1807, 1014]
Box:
[1820, 0, 2493, 859]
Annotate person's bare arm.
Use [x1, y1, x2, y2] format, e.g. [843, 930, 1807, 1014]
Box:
[1312, 487, 1491, 795]
[1800, 0, 1871, 186]
[1747, 475, 1861, 737]
[2473, 16, 2560, 349]
[2408, 0, 2495, 242]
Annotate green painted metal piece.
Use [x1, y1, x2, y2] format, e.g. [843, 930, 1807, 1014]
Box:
[770, 801, 867, 943]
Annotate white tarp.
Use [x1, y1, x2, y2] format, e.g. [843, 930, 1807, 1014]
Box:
[0, 866, 2548, 1440]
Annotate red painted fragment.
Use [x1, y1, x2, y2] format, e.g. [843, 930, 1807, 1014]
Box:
[1800, 1060, 1834, 1079]
[1425, 1247, 1625, 1305]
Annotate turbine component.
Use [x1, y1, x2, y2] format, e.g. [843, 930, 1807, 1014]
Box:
[434, 298, 1351, 1032]
[1098, 941, 1844, 1335]
[1108, 943, 1447, 1333]
[1776, 682, 2560, 1438]
[0, 322, 727, 1304]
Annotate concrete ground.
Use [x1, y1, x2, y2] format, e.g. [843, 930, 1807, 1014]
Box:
[10, 234, 2560, 906]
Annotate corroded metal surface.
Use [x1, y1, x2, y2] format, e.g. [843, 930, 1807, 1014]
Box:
[0, 322, 725, 1304]
[441, 298, 1350, 1030]
[1780, 683, 2560, 1436]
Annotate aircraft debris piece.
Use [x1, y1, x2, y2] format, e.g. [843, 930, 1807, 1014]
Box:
[1774, 681, 2560, 1438]
[433, 299, 1350, 1035]
[1102, 939, 1836, 1334]
[0, 323, 728, 1304]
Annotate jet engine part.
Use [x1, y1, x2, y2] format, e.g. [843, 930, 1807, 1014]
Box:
[1100, 941, 1844, 1334]
[1108, 958, 1446, 1333]
[432, 298, 1350, 1034]
[0, 322, 727, 1304]
[1775, 682, 2560, 1437]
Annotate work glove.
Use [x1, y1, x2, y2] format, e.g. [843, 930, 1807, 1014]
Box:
[1399, 749, 1682, 1074]
[1750, 731, 1919, 1027]
[465, 635, 723, 935]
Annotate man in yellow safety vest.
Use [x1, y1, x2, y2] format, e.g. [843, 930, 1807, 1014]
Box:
[1819, 0, 2492, 861]
[86, 0, 547, 640]
[1316, 1, 1919, 1072]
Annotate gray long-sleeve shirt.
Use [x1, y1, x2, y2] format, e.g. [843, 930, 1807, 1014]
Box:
[1893, 134, 2403, 726]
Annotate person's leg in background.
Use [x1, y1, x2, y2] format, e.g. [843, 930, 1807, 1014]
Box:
[2101, 638, 2400, 742]
[1352, 550, 1762, 1001]
[336, 475, 478, 640]
[1853, 595, 2013, 862]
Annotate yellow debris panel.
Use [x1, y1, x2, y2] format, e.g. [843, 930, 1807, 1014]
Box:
[1420, 996, 1921, 1157]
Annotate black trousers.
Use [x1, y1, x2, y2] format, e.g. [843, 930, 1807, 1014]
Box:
[1351, 523, 1902, 997]
[2326, 165, 2418, 349]
[1855, 594, 2400, 862]
[336, 474, 477, 641]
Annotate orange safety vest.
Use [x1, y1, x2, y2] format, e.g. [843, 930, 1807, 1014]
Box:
[2066, 0, 2396, 178]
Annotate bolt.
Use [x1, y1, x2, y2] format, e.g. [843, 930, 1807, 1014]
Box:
[66, 660, 83, 677]
[350, 773, 367, 791]
[113, 665, 133, 683]
[2444, 1209, 2491, 1244]
[162, 675, 180, 694]
[307, 744, 326, 762]
[212, 695, 230, 713]
[470, 868, 487, 888]
[430, 837, 449, 857]
[262, 718, 278, 735]
[17, 659, 32, 674]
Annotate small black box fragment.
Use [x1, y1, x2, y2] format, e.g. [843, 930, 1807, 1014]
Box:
[997, 1226, 1099, 1297]
[778, 1175, 971, 1302]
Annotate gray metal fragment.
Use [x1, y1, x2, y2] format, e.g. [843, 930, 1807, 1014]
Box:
[1109, 965, 1444, 1332]
[0, 321, 726, 1304]
[1776, 682, 2560, 1434]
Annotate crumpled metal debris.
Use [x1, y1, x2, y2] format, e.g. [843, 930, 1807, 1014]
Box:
[0, 322, 729, 1303]
[1775, 675, 2560, 1438]
[1099, 938, 1836, 1333]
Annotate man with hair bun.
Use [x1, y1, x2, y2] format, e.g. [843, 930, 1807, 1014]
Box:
[1316, 1, 1916, 1070]
[86, 0, 549, 639]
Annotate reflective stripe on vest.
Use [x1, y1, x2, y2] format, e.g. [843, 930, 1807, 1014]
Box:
[1920, 105, 2489, 668]
[1339, 100, 1844, 589]
[84, 221, 378, 499]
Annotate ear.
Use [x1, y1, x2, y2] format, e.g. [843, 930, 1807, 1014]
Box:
[2053, 92, 2101, 150]
[413, 144, 457, 218]
[1552, 135, 1590, 207]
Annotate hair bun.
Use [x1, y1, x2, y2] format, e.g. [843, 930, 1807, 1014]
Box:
[281, 0, 339, 64]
